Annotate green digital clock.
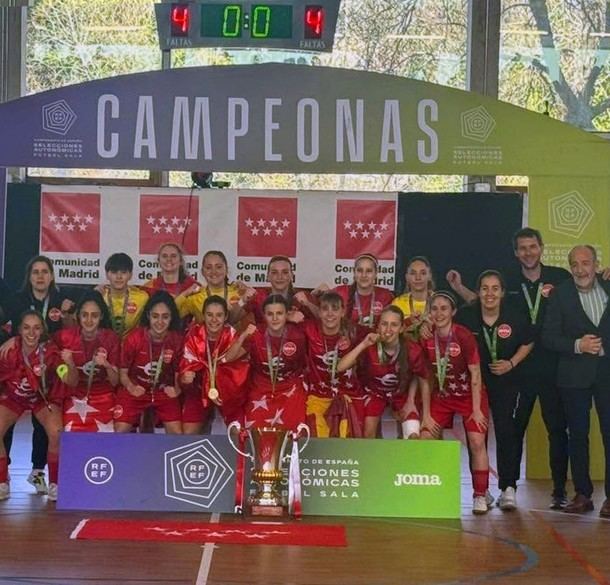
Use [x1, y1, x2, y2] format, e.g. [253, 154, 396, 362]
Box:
[155, 0, 340, 51]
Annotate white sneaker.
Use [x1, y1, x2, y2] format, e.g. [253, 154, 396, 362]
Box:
[498, 486, 517, 511]
[485, 490, 495, 508]
[0, 482, 9, 500]
[473, 495, 488, 515]
[47, 483, 58, 502]
[27, 470, 48, 495]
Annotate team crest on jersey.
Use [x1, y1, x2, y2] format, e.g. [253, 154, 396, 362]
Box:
[338, 336, 350, 351]
[377, 373, 398, 388]
[32, 364, 43, 377]
[497, 324, 512, 339]
[448, 342, 461, 357]
[113, 405, 124, 419]
[48, 307, 62, 322]
[81, 360, 96, 376]
[162, 349, 174, 364]
[541, 283, 554, 298]
[372, 301, 384, 315]
[282, 342, 297, 357]
[127, 301, 138, 314]
[14, 377, 33, 397]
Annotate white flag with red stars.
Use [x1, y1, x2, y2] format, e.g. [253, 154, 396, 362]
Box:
[40, 192, 100, 253]
[335, 199, 396, 260]
[139, 194, 199, 255]
[237, 196, 297, 257]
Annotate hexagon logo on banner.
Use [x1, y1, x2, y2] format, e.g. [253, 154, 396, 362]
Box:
[164, 439, 234, 508]
[42, 99, 77, 136]
[548, 190, 594, 238]
[461, 105, 496, 143]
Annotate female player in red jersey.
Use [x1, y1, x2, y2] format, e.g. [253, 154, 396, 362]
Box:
[175, 250, 242, 324]
[54, 291, 120, 432]
[238, 256, 319, 325]
[338, 305, 429, 439]
[179, 295, 249, 433]
[115, 291, 184, 434]
[141, 242, 197, 297]
[0, 311, 63, 501]
[392, 256, 434, 340]
[334, 253, 393, 330]
[225, 294, 307, 430]
[302, 291, 365, 438]
[419, 291, 490, 514]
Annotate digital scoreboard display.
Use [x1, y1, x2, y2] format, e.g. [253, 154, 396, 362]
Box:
[155, 0, 340, 51]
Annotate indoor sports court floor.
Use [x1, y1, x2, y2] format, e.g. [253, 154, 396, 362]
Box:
[1, 415, 609, 585]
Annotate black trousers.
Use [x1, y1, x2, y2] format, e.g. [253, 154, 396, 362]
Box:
[487, 383, 520, 491]
[513, 378, 569, 497]
[3, 415, 48, 470]
[560, 382, 610, 499]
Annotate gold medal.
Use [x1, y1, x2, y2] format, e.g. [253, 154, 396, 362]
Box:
[208, 387, 219, 401]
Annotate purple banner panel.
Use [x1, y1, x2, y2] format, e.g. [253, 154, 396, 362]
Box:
[0, 167, 5, 275]
[58, 433, 238, 513]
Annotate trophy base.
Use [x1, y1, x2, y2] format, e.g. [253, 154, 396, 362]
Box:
[250, 504, 285, 517]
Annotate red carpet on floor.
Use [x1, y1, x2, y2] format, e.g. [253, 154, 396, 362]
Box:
[70, 518, 347, 547]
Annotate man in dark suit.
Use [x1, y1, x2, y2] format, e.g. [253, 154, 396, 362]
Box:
[542, 245, 610, 516]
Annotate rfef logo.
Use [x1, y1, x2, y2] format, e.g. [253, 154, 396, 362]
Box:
[84, 456, 114, 485]
[164, 439, 234, 508]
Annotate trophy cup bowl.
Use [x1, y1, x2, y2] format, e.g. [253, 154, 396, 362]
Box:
[228, 422, 310, 516]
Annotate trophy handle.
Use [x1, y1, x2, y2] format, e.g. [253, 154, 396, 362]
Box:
[295, 423, 310, 453]
[227, 421, 252, 460]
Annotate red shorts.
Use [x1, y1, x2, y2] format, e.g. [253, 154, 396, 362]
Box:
[181, 389, 208, 424]
[364, 392, 408, 418]
[114, 388, 182, 426]
[245, 380, 306, 431]
[0, 392, 59, 417]
[63, 391, 116, 432]
[427, 392, 489, 434]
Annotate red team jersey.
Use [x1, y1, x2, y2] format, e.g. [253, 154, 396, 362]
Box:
[244, 323, 307, 429]
[0, 338, 62, 414]
[120, 327, 184, 392]
[54, 327, 120, 396]
[359, 341, 428, 397]
[180, 323, 249, 424]
[334, 285, 394, 329]
[245, 288, 315, 325]
[420, 323, 480, 397]
[301, 320, 361, 399]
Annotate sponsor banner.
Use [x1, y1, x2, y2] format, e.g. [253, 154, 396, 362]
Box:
[58, 433, 238, 512]
[297, 438, 460, 518]
[39, 186, 398, 289]
[0, 64, 608, 178]
[528, 176, 610, 266]
[58, 434, 460, 518]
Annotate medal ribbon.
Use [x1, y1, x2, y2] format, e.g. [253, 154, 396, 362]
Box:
[377, 342, 399, 365]
[265, 328, 286, 393]
[434, 329, 453, 393]
[521, 282, 542, 325]
[22, 343, 50, 409]
[482, 326, 498, 363]
[30, 295, 50, 321]
[148, 335, 165, 392]
[354, 291, 375, 327]
[206, 337, 219, 394]
[84, 337, 100, 401]
[323, 336, 340, 386]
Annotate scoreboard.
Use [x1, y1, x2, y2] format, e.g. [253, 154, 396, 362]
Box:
[155, 0, 341, 51]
